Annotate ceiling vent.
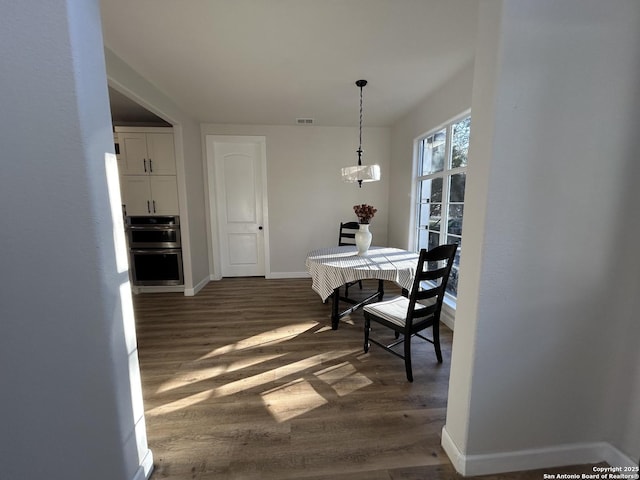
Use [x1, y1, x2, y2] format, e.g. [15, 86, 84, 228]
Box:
[296, 118, 314, 125]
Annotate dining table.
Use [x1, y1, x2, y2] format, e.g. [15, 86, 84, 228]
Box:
[305, 245, 420, 329]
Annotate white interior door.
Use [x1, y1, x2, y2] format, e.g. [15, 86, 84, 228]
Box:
[210, 136, 268, 277]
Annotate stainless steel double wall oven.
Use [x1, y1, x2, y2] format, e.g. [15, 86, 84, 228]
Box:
[126, 216, 183, 286]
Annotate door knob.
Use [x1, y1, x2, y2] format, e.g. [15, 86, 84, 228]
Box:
[258, 226, 263, 230]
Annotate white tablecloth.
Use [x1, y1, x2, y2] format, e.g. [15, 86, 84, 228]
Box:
[305, 246, 419, 301]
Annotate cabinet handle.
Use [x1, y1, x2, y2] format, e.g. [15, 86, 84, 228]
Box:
[143, 159, 147, 172]
[147, 200, 151, 214]
[153, 200, 156, 213]
[149, 159, 153, 173]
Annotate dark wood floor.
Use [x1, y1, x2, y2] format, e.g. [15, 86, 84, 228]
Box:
[133, 277, 601, 479]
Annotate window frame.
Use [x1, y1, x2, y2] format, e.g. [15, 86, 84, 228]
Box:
[411, 110, 470, 306]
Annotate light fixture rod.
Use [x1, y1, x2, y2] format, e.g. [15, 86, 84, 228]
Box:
[356, 80, 367, 166]
[356, 79, 367, 186]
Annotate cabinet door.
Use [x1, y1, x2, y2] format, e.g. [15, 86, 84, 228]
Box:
[149, 176, 179, 215]
[120, 176, 152, 215]
[119, 133, 149, 175]
[146, 133, 176, 175]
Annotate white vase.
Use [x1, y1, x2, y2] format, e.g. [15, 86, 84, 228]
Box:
[355, 223, 372, 255]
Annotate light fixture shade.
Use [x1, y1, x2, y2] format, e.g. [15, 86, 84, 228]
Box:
[341, 164, 381, 183]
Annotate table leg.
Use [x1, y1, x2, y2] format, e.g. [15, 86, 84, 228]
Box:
[331, 287, 340, 330]
[330, 281, 385, 330]
[377, 279, 384, 301]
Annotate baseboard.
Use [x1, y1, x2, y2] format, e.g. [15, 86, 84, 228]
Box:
[184, 276, 209, 296]
[441, 304, 455, 331]
[441, 426, 467, 474]
[267, 271, 311, 279]
[441, 426, 639, 477]
[132, 285, 184, 294]
[131, 448, 154, 480]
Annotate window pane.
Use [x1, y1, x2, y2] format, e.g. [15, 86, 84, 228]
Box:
[429, 203, 441, 231]
[449, 173, 466, 202]
[446, 266, 459, 297]
[431, 177, 443, 202]
[448, 205, 463, 235]
[420, 178, 443, 203]
[446, 235, 462, 247]
[451, 116, 470, 168]
[418, 229, 429, 250]
[419, 179, 430, 203]
[445, 237, 461, 297]
[428, 232, 440, 251]
[422, 129, 446, 175]
[418, 203, 430, 227]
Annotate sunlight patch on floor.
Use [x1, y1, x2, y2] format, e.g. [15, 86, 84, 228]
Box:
[211, 352, 328, 397]
[272, 349, 360, 380]
[198, 321, 320, 360]
[146, 389, 213, 417]
[260, 378, 328, 422]
[146, 338, 366, 417]
[156, 353, 287, 393]
[259, 359, 373, 422]
[314, 325, 334, 333]
[314, 361, 373, 396]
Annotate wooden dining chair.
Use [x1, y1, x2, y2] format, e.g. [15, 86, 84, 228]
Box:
[363, 244, 458, 382]
[338, 221, 362, 296]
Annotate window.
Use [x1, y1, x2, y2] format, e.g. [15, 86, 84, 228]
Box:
[414, 114, 470, 301]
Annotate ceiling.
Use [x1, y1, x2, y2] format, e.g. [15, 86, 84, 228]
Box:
[101, 0, 478, 127]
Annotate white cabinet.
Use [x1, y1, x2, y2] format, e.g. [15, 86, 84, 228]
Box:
[121, 176, 179, 216]
[118, 132, 176, 176]
[115, 128, 180, 216]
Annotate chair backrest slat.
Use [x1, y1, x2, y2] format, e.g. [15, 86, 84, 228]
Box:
[417, 266, 448, 282]
[415, 287, 438, 301]
[413, 304, 437, 318]
[339, 221, 360, 246]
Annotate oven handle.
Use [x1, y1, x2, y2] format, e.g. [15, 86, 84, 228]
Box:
[127, 225, 179, 231]
[130, 248, 180, 254]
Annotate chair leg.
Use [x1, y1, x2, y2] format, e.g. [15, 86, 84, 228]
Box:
[358, 280, 362, 290]
[344, 283, 350, 297]
[433, 321, 443, 363]
[404, 334, 413, 382]
[363, 315, 370, 353]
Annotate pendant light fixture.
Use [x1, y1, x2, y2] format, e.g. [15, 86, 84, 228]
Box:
[341, 79, 381, 187]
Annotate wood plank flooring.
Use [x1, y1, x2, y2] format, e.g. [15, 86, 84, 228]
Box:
[133, 277, 602, 480]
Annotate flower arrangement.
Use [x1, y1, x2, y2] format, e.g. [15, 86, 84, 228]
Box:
[353, 204, 377, 224]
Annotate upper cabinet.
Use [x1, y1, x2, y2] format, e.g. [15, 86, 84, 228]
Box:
[115, 127, 180, 216]
[117, 131, 176, 176]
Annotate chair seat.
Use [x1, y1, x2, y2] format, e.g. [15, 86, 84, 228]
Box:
[364, 296, 436, 328]
[363, 296, 410, 327]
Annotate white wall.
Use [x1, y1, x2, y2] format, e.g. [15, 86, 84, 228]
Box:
[201, 124, 390, 276]
[388, 61, 475, 250]
[104, 50, 210, 295]
[443, 0, 640, 475]
[0, 2, 150, 479]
